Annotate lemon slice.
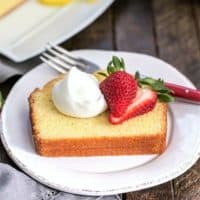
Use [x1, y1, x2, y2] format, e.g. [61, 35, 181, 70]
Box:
[38, 0, 72, 6]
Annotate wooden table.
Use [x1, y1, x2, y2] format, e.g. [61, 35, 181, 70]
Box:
[1, 0, 200, 199]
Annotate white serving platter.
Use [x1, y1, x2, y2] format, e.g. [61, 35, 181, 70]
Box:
[0, 0, 114, 62]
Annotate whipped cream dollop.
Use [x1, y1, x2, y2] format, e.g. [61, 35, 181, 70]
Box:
[52, 67, 107, 118]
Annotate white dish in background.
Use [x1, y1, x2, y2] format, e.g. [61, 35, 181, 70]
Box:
[0, 0, 114, 62]
[1, 50, 200, 196]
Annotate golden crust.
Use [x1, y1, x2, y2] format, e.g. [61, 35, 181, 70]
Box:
[31, 134, 166, 157]
[29, 77, 167, 157]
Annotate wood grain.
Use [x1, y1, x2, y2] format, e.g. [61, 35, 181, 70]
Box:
[193, 0, 200, 42]
[174, 170, 200, 200]
[192, 159, 200, 176]
[153, 0, 200, 87]
[0, 76, 21, 165]
[0, 141, 11, 164]
[126, 183, 173, 200]
[62, 9, 113, 50]
[114, 0, 156, 55]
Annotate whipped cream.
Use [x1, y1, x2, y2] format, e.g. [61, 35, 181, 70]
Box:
[52, 67, 107, 118]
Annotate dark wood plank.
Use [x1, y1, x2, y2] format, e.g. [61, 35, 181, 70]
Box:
[0, 133, 11, 164]
[114, 0, 156, 55]
[62, 9, 113, 50]
[0, 141, 12, 164]
[192, 158, 200, 175]
[126, 183, 173, 200]
[174, 170, 200, 200]
[153, 0, 200, 199]
[114, 0, 173, 199]
[0, 76, 21, 97]
[193, 0, 200, 42]
[0, 76, 21, 164]
[153, 0, 200, 87]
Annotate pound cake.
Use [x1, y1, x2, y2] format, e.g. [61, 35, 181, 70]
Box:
[29, 56, 173, 157]
[0, 0, 26, 18]
[29, 76, 168, 157]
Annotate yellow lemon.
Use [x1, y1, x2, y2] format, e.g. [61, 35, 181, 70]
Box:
[38, 0, 72, 6]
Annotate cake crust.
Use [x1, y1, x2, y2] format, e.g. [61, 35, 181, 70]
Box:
[29, 77, 167, 157]
[31, 133, 167, 157]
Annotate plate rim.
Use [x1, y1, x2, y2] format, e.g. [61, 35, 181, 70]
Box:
[1, 50, 200, 196]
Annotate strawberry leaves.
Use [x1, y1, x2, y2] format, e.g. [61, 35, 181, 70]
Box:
[112, 56, 125, 71]
[98, 56, 125, 77]
[135, 71, 174, 102]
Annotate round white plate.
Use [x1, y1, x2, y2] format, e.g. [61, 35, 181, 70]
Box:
[1, 50, 200, 196]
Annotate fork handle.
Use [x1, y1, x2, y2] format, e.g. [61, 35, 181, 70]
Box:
[165, 82, 200, 104]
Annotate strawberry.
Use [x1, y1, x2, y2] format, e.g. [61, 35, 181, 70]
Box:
[100, 71, 137, 117]
[98, 56, 162, 125]
[109, 88, 157, 124]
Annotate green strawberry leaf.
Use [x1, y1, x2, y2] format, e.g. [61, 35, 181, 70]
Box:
[97, 72, 108, 77]
[139, 77, 156, 85]
[112, 56, 122, 70]
[121, 58, 125, 69]
[158, 93, 175, 102]
[98, 56, 126, 78]
[107, 65, 115, 75]
[135, 71, 140, 80]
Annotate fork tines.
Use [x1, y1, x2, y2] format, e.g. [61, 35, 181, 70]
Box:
[40, 43, 85, 73]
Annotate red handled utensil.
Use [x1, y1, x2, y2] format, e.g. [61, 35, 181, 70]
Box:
[165, 82, 200, 104]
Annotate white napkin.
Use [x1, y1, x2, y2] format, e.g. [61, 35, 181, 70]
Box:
[0, 163, 120, 200]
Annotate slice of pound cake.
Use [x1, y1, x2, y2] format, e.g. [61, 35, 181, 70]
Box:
[29, 77, 168, 157]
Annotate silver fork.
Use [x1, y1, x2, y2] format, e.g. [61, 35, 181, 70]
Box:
[40, 43, 200, 104]
[40, 43, 100, 74]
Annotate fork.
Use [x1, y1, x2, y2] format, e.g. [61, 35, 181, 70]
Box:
[41, 43, 99, 74]
[40, 43, 200, 104]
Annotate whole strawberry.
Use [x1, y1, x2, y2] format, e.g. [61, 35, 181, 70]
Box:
[99, 56, 137, 117]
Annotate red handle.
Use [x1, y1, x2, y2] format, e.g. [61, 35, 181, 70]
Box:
[165, 82, 200, 102]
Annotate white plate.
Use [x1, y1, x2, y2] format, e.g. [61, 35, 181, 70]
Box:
[0, 0, 114, 62]
[1, 50, 200, 196]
